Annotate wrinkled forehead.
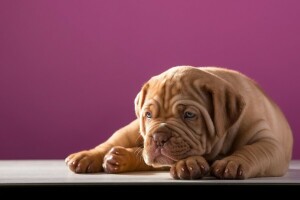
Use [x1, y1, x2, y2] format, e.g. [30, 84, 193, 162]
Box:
[146, 78, 183, 99]
[146, 67, 197, 96]
[146, 71, 186, 99]
[144, 72, 210, 111]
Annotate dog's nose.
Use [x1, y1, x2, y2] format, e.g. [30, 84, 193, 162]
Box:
[153, 132, 171, 147]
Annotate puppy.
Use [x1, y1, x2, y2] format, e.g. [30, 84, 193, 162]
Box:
[66, 66, 293, 179]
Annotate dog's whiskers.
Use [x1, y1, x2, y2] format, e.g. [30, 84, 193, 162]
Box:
[133, 147, 144, 163]
[133, 147, 143, 156]
[135, 134, 144, 148]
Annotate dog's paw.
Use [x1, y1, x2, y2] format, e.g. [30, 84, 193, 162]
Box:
[170, 156, 210, 180]
[65, 150, 103, 173]
[102, 146, 136, 173]
[211, 158, 250, 179]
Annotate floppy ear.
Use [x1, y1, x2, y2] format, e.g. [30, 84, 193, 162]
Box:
[193, 71, 246, 138]
[207, 84, 245, 137]
[134, 83, 149, 118]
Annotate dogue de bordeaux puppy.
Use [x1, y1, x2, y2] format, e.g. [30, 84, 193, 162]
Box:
[66, 66, 293, 179]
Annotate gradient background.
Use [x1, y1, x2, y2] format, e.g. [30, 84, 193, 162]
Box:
[0, 0, 299, 159]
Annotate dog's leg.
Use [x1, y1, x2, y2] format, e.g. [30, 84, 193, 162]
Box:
[65, 119, 142, 173]
[102, 146, 168, 173]
[211, 137, 288, 179]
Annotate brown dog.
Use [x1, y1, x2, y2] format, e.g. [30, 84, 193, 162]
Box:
[66, 66, 293, 179]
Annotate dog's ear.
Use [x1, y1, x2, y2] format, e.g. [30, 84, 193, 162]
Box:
[134, 83, 149, 118]
[193, 71, 245, 138]
[207, 84, 245, 137]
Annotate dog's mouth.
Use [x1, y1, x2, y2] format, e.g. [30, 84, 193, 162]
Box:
[143, 148, 177, 167]
[154, 147, 178, 164]
[143, 136, 191, 167]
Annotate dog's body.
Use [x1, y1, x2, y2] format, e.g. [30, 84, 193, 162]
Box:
[66, 66, 293, 179]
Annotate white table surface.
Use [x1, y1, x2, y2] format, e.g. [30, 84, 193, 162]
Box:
[0, 160, 300, 185]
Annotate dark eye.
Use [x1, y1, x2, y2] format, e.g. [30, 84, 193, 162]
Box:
[145, 112, 152, 119]
[184, 111, 195, 119]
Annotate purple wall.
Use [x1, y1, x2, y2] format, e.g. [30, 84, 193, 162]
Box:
[0, 0, 299, 159]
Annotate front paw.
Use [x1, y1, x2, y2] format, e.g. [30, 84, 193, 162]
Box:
[170, 156, 210, 180]
[65, 149, 103, 173]
[102, 146, 135, 173]
[211, 158, 249, 179]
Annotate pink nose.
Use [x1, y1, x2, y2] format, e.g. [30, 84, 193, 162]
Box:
[153, 132, 171, 147]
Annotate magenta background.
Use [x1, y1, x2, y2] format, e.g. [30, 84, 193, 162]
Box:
[0, 0, 299, 159]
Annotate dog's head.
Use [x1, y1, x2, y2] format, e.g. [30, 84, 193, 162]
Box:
[135, 66, 245, 167]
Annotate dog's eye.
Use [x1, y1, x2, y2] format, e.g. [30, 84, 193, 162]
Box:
[145, 112, 152, 119]
[184, 111, 195, 119]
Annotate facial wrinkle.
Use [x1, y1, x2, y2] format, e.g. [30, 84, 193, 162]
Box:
[163, 79, 170, 112]
[183, 78, 207, 108]
[172, 100, 215, 137]
[166, 119, 199, 149]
